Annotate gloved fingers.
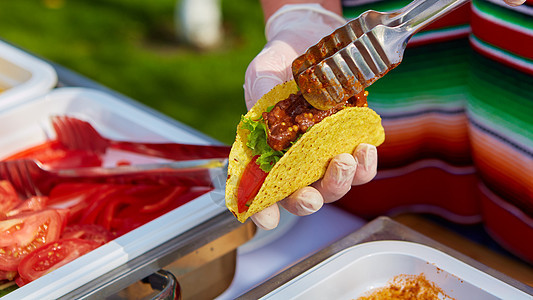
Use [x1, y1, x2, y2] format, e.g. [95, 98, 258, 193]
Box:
[250, 203, 280, 230]
[503, 0, 526, 6]
[250, 146, 376, 228]
[279, 186, 324, 216]
[352, 143, 378, 186]
[312, 153, 357, 203]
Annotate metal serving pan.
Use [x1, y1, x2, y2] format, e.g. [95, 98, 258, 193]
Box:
[0, 87, 246, 299]
[239, 217, 533, 299]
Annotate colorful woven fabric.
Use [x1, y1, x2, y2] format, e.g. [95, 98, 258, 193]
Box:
[337, 0, 533, 263]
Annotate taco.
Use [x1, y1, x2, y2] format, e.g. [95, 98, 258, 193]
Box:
[225, 80, 385, 223]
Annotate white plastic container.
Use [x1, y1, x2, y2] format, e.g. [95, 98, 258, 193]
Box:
[0, 40, 57, 111]
[0, 87, 227, 300]
[262, 240, 531, 300]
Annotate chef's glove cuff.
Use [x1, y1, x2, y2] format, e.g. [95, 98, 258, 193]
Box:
[265, 4, 345, 53]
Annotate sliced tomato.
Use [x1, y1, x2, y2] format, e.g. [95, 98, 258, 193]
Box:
[61, 224, 115, 245]
[17, 238, 100, 284]
[15, 275, 29, 287]
[0, 210, 63, 271]
[55, 209, 69, 232]
[0, 180, 22, 217]
[6, 196, 48, 217]
[237, 156, 268, 213]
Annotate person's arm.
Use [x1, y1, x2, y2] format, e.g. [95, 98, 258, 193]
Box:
[503, 0, 526, 6]
[260, 0, 342, 21]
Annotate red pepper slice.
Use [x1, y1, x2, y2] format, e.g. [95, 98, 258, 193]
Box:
[140, 186, 189, 213]
[237, 156, 268, 213]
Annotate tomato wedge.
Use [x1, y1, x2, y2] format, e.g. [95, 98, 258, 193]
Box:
[237, 156, 268, 213]
[6, 196, 48, 217]
[0, 210, 63, 271]
[0, 180, 22, 217]
[0, 270, 17, 281]
[17, 238, 100, 284]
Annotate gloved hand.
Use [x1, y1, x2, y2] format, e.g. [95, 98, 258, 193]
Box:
[244, 4, 345, 109]
[244, 4, 379, 230]
[503, 0, 526, 6]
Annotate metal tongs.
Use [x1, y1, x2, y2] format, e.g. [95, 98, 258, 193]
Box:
[292, 0, 469, 110]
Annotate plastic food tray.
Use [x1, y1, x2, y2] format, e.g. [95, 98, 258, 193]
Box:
[0, 87, 227, 299]
[0, 40, 57, 111]
[261, 240, 531, 300]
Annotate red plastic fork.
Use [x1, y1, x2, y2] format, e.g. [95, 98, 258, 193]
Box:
[51, 115, 231, 160]
[0, 158, 224, 198]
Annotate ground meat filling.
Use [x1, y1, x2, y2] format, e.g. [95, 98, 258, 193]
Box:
[263, 90, 368, 151]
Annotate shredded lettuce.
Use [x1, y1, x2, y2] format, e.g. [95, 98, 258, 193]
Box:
[241, 116, 287, 172]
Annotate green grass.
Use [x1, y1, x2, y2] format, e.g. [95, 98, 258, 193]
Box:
[0, 0, 266, 144]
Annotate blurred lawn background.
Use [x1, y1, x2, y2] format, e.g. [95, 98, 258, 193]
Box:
[0, 0, 266, 144]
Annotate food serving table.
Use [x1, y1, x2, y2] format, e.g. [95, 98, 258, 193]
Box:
[50, 55, 533, 300]
[2, 40, 532, 300]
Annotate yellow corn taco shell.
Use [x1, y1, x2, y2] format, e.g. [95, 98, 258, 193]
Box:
[225, 80, 385, 223]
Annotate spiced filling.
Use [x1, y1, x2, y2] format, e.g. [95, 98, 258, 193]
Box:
[262, 90, 368, 151]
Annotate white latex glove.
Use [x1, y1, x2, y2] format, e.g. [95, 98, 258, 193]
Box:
[243, 4, 379, 230]
[503, 0, 526, 6]
[244, 4, 346, 109]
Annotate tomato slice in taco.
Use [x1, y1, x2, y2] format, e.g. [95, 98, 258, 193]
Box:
[236, 155, 268, 213]
[226, 80, 385, 223]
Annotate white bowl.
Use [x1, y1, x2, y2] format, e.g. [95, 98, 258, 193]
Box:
[1, 87, 226, 300]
